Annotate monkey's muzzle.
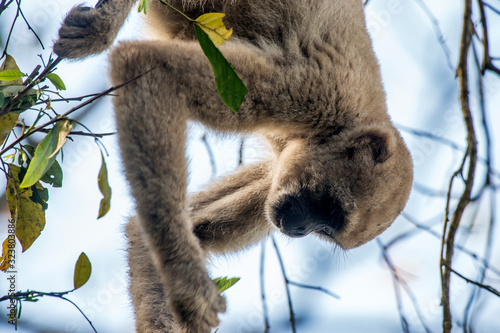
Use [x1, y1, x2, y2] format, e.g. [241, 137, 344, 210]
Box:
[271, 192, 347, 239]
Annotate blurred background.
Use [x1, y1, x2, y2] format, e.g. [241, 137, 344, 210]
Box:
[0, 0, 499, 332]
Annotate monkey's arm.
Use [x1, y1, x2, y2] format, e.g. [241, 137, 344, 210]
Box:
[126, 216, 181, 332]
[54, 0, 138, 59]
[190, 161, 274, 254]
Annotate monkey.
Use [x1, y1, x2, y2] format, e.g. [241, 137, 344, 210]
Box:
[54, 0, 414, 332]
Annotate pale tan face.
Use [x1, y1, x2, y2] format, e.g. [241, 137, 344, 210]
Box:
[265, 124, 413, 249]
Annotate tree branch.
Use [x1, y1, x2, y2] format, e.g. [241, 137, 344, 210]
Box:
[0, 68, 154, 156]
[440, 1, 478, 331]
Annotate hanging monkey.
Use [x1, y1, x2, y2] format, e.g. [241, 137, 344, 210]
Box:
[54, 0, 413, 331]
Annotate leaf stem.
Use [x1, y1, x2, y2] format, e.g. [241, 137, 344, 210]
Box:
[157, 0, 195, 22]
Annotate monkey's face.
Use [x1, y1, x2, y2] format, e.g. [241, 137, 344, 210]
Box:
[266, 124, 413, 249]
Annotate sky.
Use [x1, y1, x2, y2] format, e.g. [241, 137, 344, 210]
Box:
[1, 0, 499, 332]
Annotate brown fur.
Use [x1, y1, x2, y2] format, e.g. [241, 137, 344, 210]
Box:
[54, 0, 413, 332]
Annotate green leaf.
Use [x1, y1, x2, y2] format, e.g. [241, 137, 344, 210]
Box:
[6, 164, 47, 252]
[73, 252, 92, 290]
[0, 55, 23, 86]
[193, 25, 248, 113]
[20, 120, 75, 188]
[138, 0, 149, 14]
[97, 152, 112, 218]
[0, 70, 24, 81]
[1, 153, 15, 162]
[213, 276, 241, 292]
[45, 73, 66, 91]
[0, 84, 38, 113]
[0, 113, 17, 145]
[17, 302, 21, 319]
[7, 303, 18, 322]
[0, 85, 37, 98]
[39, 160, 63, 187]
[22, 145, 35, 158]
[0, 55, 22, 143]
[24, 296, 39, 302]
[0, 237, 14, 272]
[29, 184, 49, 211]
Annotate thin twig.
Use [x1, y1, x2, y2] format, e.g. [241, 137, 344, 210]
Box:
[448, 266, 500, 297]
[287, 281, 340, 299]
[14, 124, 116, 138]
[35, 93, 117, 105]
[377, 239, 409, 333]
[401, 213, 500, 277]
[0, 0, 15, 16]
[378, 239, 432, 333]
[15, 0, 43, 49]
[201, 133, 217, 178]
[412, 182, 459, 198]
[482, 0, 500, 15]
[238, 138, 244, 166]
[0, 290, 97, 333]
[271, 235, 296, 333]
[396, 123, 463, 152]
[60, 296, 98, 333]
[1, 0, 21, 58]
[259, 240, 270, 333]
[412, 0, 455, 72]
[22, 65, 41, 85]
[462, 34, 497, 330]
[397, 123, 500, 178]
[476, 1, 500, 76]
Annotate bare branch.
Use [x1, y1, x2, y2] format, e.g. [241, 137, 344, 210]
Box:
[378, 239, 432, 333]
[271, 235, 296, 333]
[0, 290, 97, 333]
[14, 124, 116, 138]
[259, 240, 270, 333]
[0, 57, 63, 118]
[441, 1, 478, 331]
[413, 0, 455, 72]
[448, 266, 500, 297]
[201, 133, 217, 178]
[0, 67, 154, 156]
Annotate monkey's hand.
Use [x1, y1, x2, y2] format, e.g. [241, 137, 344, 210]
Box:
[167, 264, 226, 333]
[54, 3, 126, 59]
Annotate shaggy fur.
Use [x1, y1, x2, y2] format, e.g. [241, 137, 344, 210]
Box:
[54, 0, 413, 332]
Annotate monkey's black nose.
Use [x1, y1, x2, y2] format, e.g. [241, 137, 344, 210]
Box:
[272, 192, 346, 238]
[272, 195, 306, 236]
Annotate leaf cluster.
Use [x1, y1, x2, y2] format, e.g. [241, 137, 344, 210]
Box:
[0, 54, 113, 271]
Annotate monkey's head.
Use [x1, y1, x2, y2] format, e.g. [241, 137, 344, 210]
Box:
[265, 123, 413, 249]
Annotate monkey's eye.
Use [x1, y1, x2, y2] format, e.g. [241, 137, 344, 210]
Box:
[317, 226, 335, 239]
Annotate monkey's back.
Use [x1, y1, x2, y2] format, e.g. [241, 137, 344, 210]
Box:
[145, 0, 367, 53]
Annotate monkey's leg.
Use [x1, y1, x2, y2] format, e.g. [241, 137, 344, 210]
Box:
[54, 0, 138, 59]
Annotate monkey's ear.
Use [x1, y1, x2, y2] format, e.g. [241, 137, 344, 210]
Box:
[350, 132, 391, 163]
[366, 133, 390, 163]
